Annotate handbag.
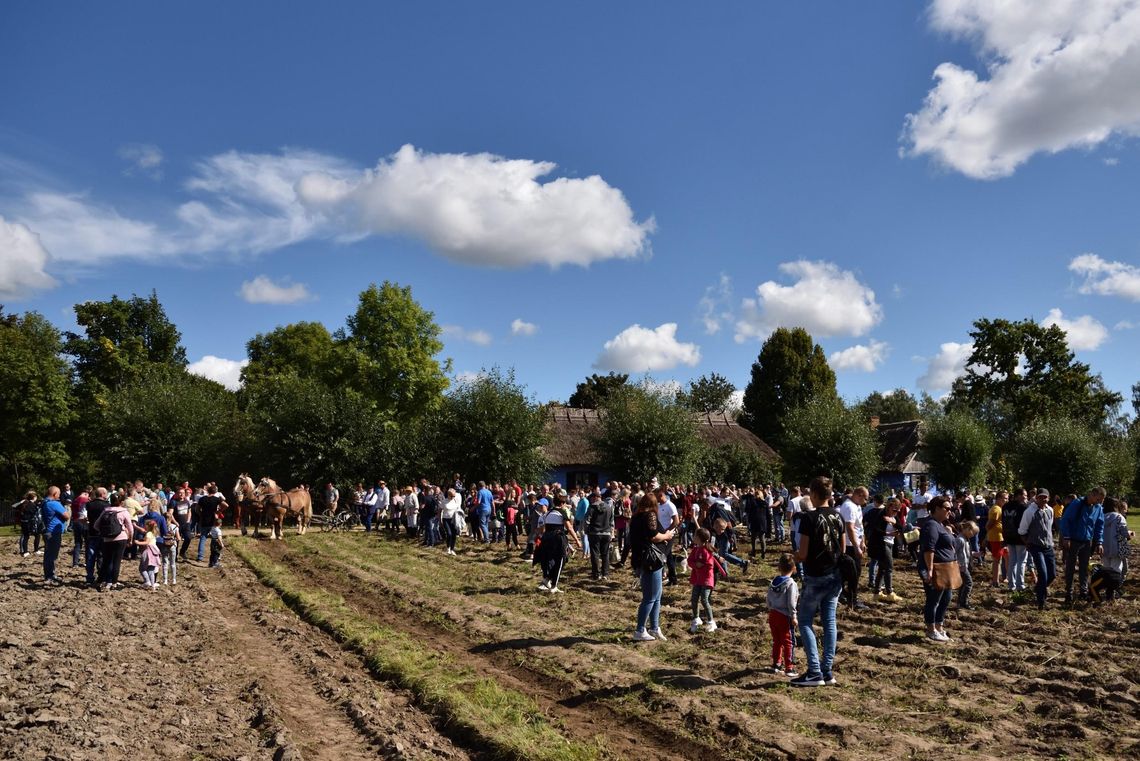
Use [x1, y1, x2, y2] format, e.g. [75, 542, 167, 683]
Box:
[609, 542, 621, 565]
[903, 528, 920, 545]
[931, 561, 962, 591]
[643, 542, 667, 572]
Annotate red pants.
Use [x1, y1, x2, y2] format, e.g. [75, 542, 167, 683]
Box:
[768, 610, 794, 669]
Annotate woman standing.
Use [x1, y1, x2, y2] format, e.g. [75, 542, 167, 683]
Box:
[628, 493, 675, 641]
[919, 496, 957, 642]
[867, 497, 902, 602]
[96, 494, 133, 591]
[535, 496, 580, 593]
[440, 488, 462, 556]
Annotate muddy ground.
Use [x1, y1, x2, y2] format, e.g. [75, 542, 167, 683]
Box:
[4, 529, 1139, 761]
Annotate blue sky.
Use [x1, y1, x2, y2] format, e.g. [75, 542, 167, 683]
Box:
[2, 1, 1139, 407]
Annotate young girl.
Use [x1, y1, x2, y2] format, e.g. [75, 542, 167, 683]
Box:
[767, 553, 799, 676]
[687, 528, 727, 633]
[162, 513, 181, 585]
[955, 521, 979, 609]
[136, 519, 161, 590]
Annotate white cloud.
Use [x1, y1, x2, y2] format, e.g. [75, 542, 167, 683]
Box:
[1115, 320, 1136, 330]
[1040, 308, 1108, 350]
[728, 389, 745, 413]
[698, 273, 732, 334]
[903, 0, 1140, 179]
[239, 275, 313, 305]
[734, 260, 882, 342]
[454, 370, 487, 385]
[442, 325, 492, 346]
[1069, 253, 1140, 301]
[187, 355, 248, 391]
[594, 323, 701, 372]
[510, 318, 538, 336]
[118, 143, 164, 179]
[17, 192, 164, 263]
[829, 340, 890, 372]
[0, 216, 56, 298]
[640, 378, 682, 400]
[1105, 157, 1120, 166]
[918, 341, 975, 392]
[296, 144, 654, 267]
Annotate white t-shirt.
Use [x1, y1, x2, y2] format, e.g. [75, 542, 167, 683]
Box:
[839, 498, 865, 543]
[787, 495, 804, 518]
[657, 500, 678, 531]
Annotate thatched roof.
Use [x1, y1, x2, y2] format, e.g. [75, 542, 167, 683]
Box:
[543, 406, 778, 467]
[877, 419, 927, 475]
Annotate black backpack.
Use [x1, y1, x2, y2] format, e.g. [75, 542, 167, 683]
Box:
[95, 509, 122, 539]
[1002, 501, 1026, 545]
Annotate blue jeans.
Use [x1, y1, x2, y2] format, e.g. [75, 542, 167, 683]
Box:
[797, 568, 841, 678]
[364, 507, 376, 532]
[197, 531, 210, 561]
[1006, 544, 1028, 590]
[71, 524, 87, 566]
[774, 513, 785, 542]
[923, 584, 952, 625]
[85, 536, 103, 584]
[636, 567, 663, 632]
[478, 510, 491, 543]
[715, 532, 745, 576]
[1029, 546, 1057, 608]
[43, 531, 64, 580]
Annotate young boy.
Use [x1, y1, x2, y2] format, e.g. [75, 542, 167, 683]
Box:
[955, 521, 978, 609]
[767, 554, 799, 677]
[208, 524, 225, 568]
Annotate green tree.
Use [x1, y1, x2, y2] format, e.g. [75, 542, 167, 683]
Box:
[918, 391, 945, 420]
[740, 327, 837, 448]
[0, 309, 74, 495]
[100, 371, 250, 485]
[696, 443, 777, 486]
[64, 292, 187, 399]
[779, 396, 878, 489]
[242, 321, 338, 390]
[432, 368, 549, 484]
[593, 383, 703, 482]
[568, 372, 629, 408]
[1101, 433, 1137, 497]
[921, 412, 994, 492]
[678, 373, 736, 414]
[855, 389, 921, 424]
[949, 318, 1122, 442]
[341, 282, 450, 421]
[1009, 418, 1103, 495]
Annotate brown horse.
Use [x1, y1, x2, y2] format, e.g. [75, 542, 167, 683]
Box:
[257, 477, 313, 539]
[232, 474, 265, 537]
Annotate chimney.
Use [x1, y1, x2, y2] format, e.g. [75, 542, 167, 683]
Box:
[870, 415, 880, 429]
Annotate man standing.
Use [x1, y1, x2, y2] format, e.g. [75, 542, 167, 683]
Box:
[169, 487, 193, 559]
[744, 487, 769, 559]
[196, 485, 227, 563]
[838, 486, 869, 610]
[84, 487, 110, 587]
[584, 491, 615, 580]
[375, 481, 390, 533]
[793, 476, 845, 688]
[1060, 486, 1106, 604]
[655, 487, 680, 586]
[1002, 489, 1030, 592]
[40, 486, 70, 584]
[476, 481, 494, 544]
[324, 482, 339, 514]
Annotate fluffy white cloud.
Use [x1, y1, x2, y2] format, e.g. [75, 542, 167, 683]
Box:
[118, 143, 164, 179]
[442, 325, 492, 346]
[918, 341, 974, 392]
[187, 355, 248, 391]
[903, 0, 1140, 179]
[594, 323, 701, 372]
[510, 318, 538, 336]
[734, 260, 882, 342]
[239, 275, 313, 305]
[1040, 308, 1108, 350]
[296, 144, 653, 267]
[698, 273, 732, 334]
[1069, 253, 1140, 301]
[829, 340, 890, 372]
[0, 216, 56, 298]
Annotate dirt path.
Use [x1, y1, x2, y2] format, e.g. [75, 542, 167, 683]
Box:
[0, 538, 477, 760]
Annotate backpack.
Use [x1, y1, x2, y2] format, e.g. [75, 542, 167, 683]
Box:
[95, 508, 122, 539]
[1002, 501, 1026, 544]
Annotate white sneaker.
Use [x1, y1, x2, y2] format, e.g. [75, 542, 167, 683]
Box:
[689, 618, 703, 634]
[632, 629, 656, 642]
[537, 581, 551, 592]
[35, 550, 43, 556]
[649, 628, 667, 641]
[705, 621, 718, 633]
[22, 552, 30, 558]
[550, 586, 564, 594]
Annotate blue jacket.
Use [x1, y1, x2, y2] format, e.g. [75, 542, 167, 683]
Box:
[1060, 498, 1104, 544]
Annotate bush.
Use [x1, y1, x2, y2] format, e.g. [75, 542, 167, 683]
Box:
[593, 384, 703, 483]
[779, 396, 878, 489]
[696, 443, 777, 487]
[1009, 418, 1103, 495]
[922, 412, 994, 492]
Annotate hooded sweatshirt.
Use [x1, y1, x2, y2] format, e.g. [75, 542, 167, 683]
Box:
[767, 574, 799, 619]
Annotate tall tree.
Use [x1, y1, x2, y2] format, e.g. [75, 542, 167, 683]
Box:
[948, 318, 1122, 441]
[242, 321, 339, 390]
[64, 292, 186, 398]
[778, 395, 878, 489]
[921, 412, 994, 492]
[593, 383, 703, 482]
[568, 372, 629, 408]
[740, 327, 836, 447]
[678, 373, 736, 414]
[1009, 417, 1104, 495]
[0, 309, 74, 495]
[854, 389, 921, 424]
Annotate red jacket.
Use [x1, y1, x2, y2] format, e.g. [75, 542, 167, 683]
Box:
[687, 545, 725, 588]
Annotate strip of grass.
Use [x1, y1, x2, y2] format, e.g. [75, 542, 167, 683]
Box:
[234, 541, 603, 761]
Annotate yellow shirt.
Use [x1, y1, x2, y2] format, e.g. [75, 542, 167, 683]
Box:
[986, 505, 1003, 542]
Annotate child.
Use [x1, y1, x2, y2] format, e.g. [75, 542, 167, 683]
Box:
[504, 499, 519, 549]
[136, 519, 161, 590]
[1102, 499, 1133, 579]
[208, 523, 225, 568]
[955, 521, 978, 609]
[687, 528, 727, 633]
[767, 553, 799, 677]
[162, 514, 180, 585]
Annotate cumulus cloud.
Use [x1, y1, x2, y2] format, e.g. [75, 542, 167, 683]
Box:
[902, 0, 1140, 179]
[1040, 308, 1108, 351]
[734, 260, 882, 342]
[187, 355, 248, 391]
[829, 340, 890, 372]
[239, 275, 313, 305]
[918, 341, 975, 392]
[442, 325, 492, 346]
[510, 318, 538, 336]
[698, 273, 732, 334]
[296, 144, 654, 267]
[594, 323, 701, 372]
[1069, 253, 1140, 301]
[118, 143, 164, 179]
[0, 215, 57, 298]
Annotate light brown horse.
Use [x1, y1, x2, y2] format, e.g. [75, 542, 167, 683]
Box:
[257, 477, 313, 539]
[232, 474, 266, 537]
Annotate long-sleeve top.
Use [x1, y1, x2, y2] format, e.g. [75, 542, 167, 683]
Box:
[1018, 503, 1054, 549]
[1103, 512, 1130, 567]
[1059, 498, 1104, 544]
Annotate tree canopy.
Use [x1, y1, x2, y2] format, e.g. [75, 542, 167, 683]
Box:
[242, 321, 339, 390]
[778, 395, 878, 490]
[568, 372, 629, 408]
[921, 412, 994, 492]
[678, 373, 736, 414]
[854, 389, 921, 425]
[740, 327, 836, 447]
[593, 383, 703, 483]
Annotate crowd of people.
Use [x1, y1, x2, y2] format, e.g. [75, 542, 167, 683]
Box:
[11, 473, 1134, 689]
